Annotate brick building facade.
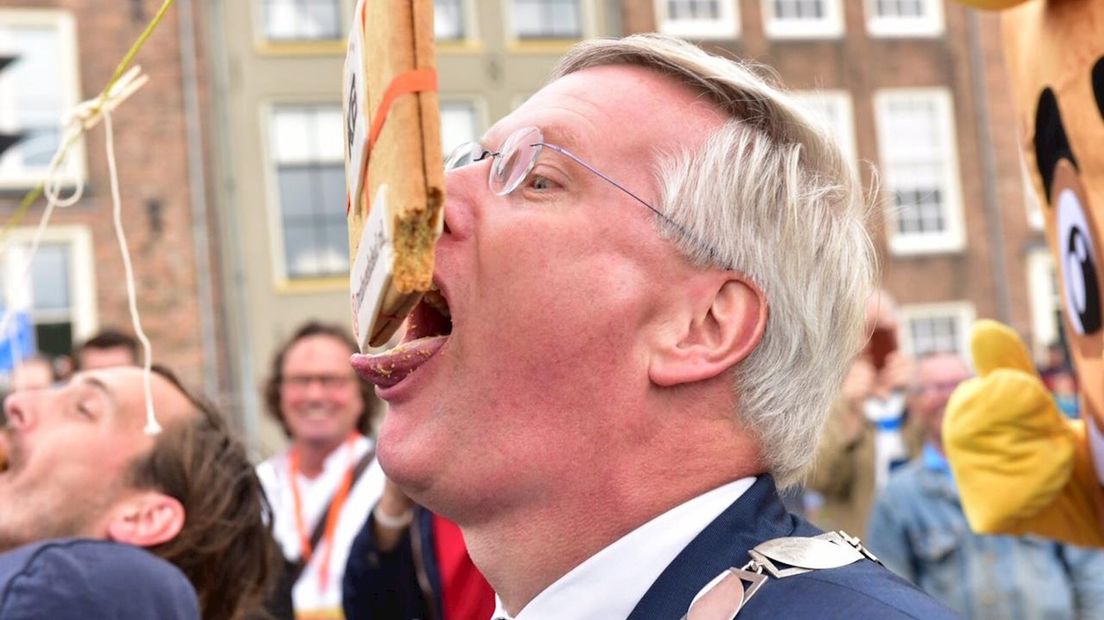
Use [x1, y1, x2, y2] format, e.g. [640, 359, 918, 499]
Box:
[0, 0, 227, 398]
[622, 0, 1059, 362]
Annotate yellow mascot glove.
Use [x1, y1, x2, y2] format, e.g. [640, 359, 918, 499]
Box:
[944, 319, 1104, 547]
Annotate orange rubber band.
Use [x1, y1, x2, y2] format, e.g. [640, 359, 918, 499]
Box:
[352, 68, 438, 215]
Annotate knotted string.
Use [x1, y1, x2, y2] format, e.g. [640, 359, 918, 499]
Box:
[0, 66, 159, 434]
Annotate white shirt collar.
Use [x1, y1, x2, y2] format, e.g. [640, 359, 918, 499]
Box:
[491, 477, 756, 620]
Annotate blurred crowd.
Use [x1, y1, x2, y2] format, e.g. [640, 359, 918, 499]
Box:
[3, 305, 1098, 620]
[0, 321, 496, 620]
[804, 291, 1104, 620]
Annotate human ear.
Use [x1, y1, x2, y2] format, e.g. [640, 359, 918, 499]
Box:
[648, 276, 767, 387]
[105, 492, 185, 548]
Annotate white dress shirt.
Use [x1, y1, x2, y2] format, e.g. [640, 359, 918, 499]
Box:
[491, 477, 756, 620]
[256, 435, 386, 617]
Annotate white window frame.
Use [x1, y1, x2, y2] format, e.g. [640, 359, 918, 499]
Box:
[865, 0, 944, 38]
[898, 301, 976, 358]
[434, 0, 479, 43]
[254, 0, 346, 43]
[0, 9, 86, 190]
[0, 225, 97, 349]
[654, 0, 739, 40]
[762, 0, 843, 40]
[261, 101, 348, 284]
[875, 88, 965, 256]
[504, 0, 593, 42]
[438, 96, 487, 156]
[792, 90, 857, 166]
[1026, 249, 1061, 361]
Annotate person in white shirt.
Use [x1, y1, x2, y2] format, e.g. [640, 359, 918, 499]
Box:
[353, 34, 954, 620]
[257, 321, 385, 618]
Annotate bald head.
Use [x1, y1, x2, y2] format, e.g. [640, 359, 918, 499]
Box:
[913, 353, 972, 449]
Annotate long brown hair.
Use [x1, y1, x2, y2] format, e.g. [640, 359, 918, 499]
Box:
[263, 321, 376, 437]
[129, 367, 279, 620]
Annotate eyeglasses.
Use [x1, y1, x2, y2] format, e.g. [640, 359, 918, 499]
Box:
[282, 374, 355, 391]
[914, 380, 965, 396]
[446, 125, 667, 216]
[445, 126, 722, 263]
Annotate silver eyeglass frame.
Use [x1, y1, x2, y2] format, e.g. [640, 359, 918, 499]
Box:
[444, 125, 725, 265]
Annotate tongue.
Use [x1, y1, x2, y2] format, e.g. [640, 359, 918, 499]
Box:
[352, 336, 448, 388]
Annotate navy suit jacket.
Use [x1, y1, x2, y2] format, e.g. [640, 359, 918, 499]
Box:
[628, 477, 960, 619]
[0, 538, 199, 619]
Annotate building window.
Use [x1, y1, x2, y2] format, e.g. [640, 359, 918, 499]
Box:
[874, 89, 964, 255]
[793, 90, 856, 164]
[866, 0, 943, 37]
[1026, 249, 1061, 360]
[655, 0, 740, 39]
[763, 0, 843, 39]
[440, 100, 481, 156]
[511, 0, 582, 39]
[269, 105, 348, 280]
[0, 9, 84, 189]
[899, 302, 975, 357]
[435, 0, 467, 41]
[0, 226, 95, 359]
[261, 0, 341, 41]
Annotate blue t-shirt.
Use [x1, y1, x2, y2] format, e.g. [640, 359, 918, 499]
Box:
[0, 538, 198, 619]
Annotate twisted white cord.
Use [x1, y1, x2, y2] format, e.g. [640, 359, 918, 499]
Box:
[103, 110, 159, 435]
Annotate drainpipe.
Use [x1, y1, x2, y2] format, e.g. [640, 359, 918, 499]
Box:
[966, 10, 1011, 322]
[177, 0, 220, 396]
[184, 0, 261, 449]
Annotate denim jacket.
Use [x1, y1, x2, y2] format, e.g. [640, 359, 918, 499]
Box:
[867, 443, 1104, 620]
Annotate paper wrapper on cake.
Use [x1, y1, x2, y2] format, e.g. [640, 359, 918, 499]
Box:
[344, 0, 443, 350]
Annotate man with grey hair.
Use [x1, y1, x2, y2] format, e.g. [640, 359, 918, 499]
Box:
[353, 34, 954, 619]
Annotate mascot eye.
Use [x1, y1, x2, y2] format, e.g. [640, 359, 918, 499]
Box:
[1057, 189, 1102, 335]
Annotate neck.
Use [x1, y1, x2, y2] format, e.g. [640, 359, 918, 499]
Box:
[294, 434, 352, 478]
[927, 436, 944, 456]
[462, 416, 759, 615]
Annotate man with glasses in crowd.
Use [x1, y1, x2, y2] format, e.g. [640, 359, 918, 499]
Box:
[353, 34, 954, 618]
[257, 321, 385, 618]
[868, 353, 1104, 618]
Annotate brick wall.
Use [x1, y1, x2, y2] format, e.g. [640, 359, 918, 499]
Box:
[0, 0, 224, 392]
[621, 0, 1048, 353]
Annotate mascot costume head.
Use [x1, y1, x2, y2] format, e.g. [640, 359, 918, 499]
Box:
[944, 0, 1104, 547]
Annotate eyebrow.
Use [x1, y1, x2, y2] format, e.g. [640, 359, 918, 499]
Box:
[79, 376, 119, 410]
[536, 125, 584, 151]
[480, 123, 586, 152]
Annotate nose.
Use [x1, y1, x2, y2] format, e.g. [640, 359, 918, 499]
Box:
[441, 166, 483, 242]
[3, 391, 35, 431]
[303, 380, 328, 401]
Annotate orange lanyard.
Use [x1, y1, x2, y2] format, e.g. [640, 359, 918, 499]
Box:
[289, 434, 358, 593]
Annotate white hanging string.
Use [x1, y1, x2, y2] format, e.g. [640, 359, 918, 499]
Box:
[0, 67, 159, 434]
[102, 108, 159, 435]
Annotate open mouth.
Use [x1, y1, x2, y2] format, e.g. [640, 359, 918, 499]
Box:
[351, 282, 452, 390]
